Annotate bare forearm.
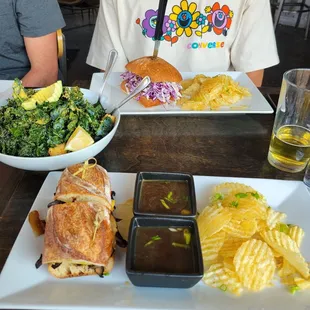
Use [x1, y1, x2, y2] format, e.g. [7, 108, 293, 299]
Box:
[22, 68, 58, 87]
[247, 69, 264, 87]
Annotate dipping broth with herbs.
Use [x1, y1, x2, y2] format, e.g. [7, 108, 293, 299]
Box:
[133, 226, 196, 274]
[139, 180, 191, 215]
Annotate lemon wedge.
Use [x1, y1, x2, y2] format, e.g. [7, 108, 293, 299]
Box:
[65, 126, 94, 152]
[21, 98, 37, 111]
[32, 80, 63, 104]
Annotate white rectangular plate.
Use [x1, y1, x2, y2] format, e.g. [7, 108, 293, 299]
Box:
[1, 173, 309, 310]
[90, 72, 274, 115]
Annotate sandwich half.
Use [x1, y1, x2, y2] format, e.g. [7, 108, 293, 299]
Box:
[54, 162, 113, 211]
[43, 201, 116, 278]
[121, 56, 182, 108]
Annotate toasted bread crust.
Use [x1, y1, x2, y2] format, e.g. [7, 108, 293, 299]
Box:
[43, 202, 114, 266]
[55, 165, 113, 211]
[125, 56, 182, 83]
[121, 81, 162, 108]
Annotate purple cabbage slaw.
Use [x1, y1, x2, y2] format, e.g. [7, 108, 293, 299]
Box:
[121, 71, 182, 105]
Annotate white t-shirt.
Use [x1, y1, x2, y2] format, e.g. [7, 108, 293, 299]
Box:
[87, 0, 279, 72]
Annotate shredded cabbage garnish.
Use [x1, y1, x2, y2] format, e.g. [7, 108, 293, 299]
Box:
[121, 71, 182, 104]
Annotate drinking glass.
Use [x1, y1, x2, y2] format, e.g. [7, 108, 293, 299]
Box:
[268, 69, 310, 173]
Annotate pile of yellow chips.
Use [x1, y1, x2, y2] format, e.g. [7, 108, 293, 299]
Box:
[198, 182, 310, 296]
[178, 74, 251, 111]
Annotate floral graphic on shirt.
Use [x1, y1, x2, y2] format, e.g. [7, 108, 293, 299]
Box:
[140, 9, 169, 38]
[136, 10, 179, 45]
[169, 0, 200, 37]
[204, 2, 234, 36]
[135, 1, 234, 46]
[195, 13, 209, 37]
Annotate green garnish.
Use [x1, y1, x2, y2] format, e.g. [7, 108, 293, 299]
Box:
[183, 229, 191, 245]
[235, 193, 248, 199]
[151, 235, 161, 241]
[268, 206, 271, 209]
[144, 240, 153, 247]
[160, 199, 170, 209]
[251, 192, 260, 199]
[164, 192, 177, 204]
[103, 272, 110, 276]
[289, 285, 300, 295]
[172, 242, 190, 249]
[219, 284, 227, 292]
[145, 235, 161, 247]
[230, 201, 239, 208]
[279, 223, 289, 234]
[213, 193, 224, 201]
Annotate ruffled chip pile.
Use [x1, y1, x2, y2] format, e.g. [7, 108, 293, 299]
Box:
[198, 182, 310, 295]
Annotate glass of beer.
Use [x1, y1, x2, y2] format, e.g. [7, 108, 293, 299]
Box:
[268, 69, 310, 173]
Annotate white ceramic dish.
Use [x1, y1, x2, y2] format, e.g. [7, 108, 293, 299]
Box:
[0, 172, 309, 310]
[0, 84, 120, 171]
[90, 72, 274, 115]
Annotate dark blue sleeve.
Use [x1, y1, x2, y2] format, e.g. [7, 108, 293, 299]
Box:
[16, 0, 66, 37]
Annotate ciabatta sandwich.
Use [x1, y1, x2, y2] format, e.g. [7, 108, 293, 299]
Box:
[121, 56, 182, 108]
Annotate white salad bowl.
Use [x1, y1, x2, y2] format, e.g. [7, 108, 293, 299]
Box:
[0, 88, 121, 171]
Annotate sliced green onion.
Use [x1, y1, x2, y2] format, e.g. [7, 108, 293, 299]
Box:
[144, 240, 153, 247]
[144, 235, 161, 247]
[213, 193, 224, 201]
[219, 284, 227, 292]
[251, 192, 260, 199]
[164, 191, 177, 204]
[279, 223, 289, 234]
[289, 285, 300, 295]
[235, 193, 248, 199]
[151, 235, 161, 241]
[160, 199, 170, 209]
[230, 201, 239, 208]
[183, 229, 191, 245]
[172, 242, 190, 249]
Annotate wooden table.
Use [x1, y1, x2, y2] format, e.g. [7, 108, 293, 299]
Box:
[0, 89, 305, 272]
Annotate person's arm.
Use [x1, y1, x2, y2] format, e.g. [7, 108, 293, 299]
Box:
[247, 69, 264, 87]
[22, 32, 58, 87]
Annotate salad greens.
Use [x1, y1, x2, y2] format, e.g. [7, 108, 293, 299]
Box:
[0, 80, 115, 157]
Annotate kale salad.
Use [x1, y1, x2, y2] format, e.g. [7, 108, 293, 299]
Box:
[0, 80, 115, 157]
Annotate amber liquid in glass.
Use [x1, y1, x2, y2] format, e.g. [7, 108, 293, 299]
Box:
[268, 125, 310, 173]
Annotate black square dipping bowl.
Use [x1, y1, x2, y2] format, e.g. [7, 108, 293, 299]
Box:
[133, 172, 197, 218]
[126, 217, 203, 288]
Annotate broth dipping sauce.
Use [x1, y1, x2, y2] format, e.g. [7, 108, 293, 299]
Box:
[134, 227, 196, 274]
[139, 180, 191, 215]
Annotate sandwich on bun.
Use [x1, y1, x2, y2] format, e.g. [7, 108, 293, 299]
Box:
[121, 56, 182, 108]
